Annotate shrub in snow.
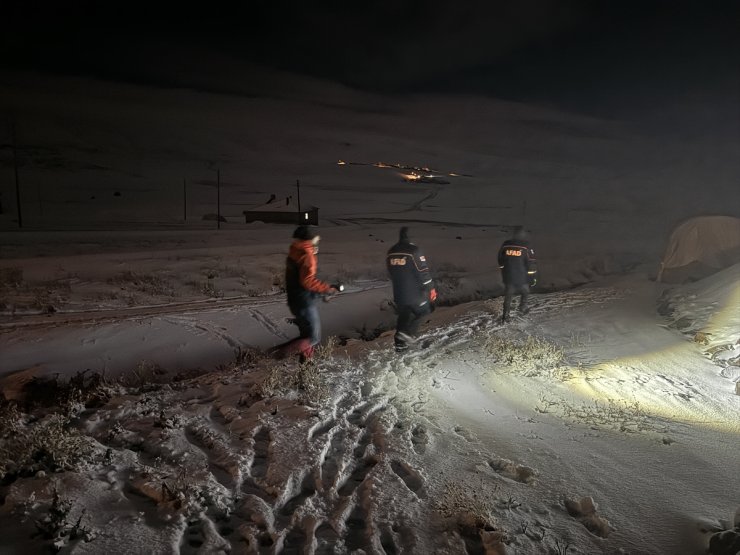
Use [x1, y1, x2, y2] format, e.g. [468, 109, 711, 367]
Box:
[0, 266, 24, 287]
[486, 335, 565, 371]
[0, 407, 95, 481]
[14, 370, 111, 418]
[34, 489, 95, 552]
[256, 338, 336, 404]
[435, 481, 497, 530]
[544, 397, 668, 435]
[107, 270, 174, 296]
[258, 361, 328, 404]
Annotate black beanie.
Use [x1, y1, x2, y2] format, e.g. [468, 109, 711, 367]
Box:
[399, 226, 410, 243]
[293, 225, 318, 240]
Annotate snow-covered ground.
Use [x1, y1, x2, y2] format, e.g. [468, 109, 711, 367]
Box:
[0, 67, 739, 554]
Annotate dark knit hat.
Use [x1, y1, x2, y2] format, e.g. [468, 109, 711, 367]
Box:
[399, 226, 410, 243]
[513, 226, 528, 240]
[293, 225, 319, 241]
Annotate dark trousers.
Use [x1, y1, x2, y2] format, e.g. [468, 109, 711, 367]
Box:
[290, 302, 321, 346]
[395, 304, 430, 349]
[503, 283, 530, 318]
[274, 302, 321, 360]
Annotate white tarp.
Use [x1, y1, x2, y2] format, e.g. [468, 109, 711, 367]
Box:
[658, 215, 740, 282]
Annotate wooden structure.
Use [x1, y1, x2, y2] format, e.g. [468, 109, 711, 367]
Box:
[243, 206, 319, 225]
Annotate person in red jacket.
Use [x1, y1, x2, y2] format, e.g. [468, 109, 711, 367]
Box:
[276, 225, 342, 361]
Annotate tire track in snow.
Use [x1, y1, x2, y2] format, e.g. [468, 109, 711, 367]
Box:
[249, 308, 289, 339]
[161, 314, 245, 350]
[0, 294, 280, 330]
[404, 185, 442, 212]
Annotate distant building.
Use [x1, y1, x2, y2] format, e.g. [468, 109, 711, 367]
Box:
[243, 195, 319, 225]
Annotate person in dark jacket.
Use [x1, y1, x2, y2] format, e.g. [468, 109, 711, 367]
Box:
[276, 225, 341, 361]
[386, 226, 437, 352]
[497, 226, 537, 323]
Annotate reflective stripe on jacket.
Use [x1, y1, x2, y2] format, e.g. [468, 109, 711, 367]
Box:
[497, 239, 537, 285]
[386, 241, 433, 308]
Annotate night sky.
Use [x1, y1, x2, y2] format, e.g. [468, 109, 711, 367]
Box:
[3, 1, 739, 124]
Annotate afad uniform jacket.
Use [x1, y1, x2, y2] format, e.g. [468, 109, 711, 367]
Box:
[285, 239, 334, 309]
[497, 239, 538, 286]
[386, 240, 434, 309]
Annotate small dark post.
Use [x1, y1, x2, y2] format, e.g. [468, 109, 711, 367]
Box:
[522, 200, 527, 226]
[11, 123, 22, 229]
[296, 179, 301, 212]
[217, 169, 221, 230]
[183, 178, 187, 221]
[37, 182, 43, 219]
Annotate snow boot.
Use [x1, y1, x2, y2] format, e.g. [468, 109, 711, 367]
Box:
[271, 337, 313, 361]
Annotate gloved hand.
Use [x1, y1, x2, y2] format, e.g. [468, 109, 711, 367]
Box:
[429, 288, 438, 302]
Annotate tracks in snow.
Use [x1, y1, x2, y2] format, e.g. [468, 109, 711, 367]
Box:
[0, 294, 279, 331]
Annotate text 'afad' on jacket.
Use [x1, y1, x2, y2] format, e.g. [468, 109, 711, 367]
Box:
[386, 240, 434, 308]
[497, 239, 537, 286]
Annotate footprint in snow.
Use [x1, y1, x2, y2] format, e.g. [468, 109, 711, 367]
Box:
[390, 459, 425, 497]
[488, 458, 537, 484]
[564, 495, 612, 538]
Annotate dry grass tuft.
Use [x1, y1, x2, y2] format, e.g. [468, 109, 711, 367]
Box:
[435, 481, 497, 528]
[258, 361, 329, 404]
[19, 370, 110, 415]
[353, 322, 390, 341]
[0, 267, 72, 312]
[256, 338, 337, 403]
[536, 395, 669, 434]
[108, 270, 174, 297]
[234, 346, 267, 367]
[0, 266, 24, 287]
[256, 362, 329, 403]
[115, 360, 170, 389]
[0, 406, 96, 481]
[486, 335, 565, 373]
[34, 489, 95, 550]
[561, 398, 667, 434]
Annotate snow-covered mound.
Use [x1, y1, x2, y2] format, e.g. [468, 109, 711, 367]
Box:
[659, 263, 740, 382]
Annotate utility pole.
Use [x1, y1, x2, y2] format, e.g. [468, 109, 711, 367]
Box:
[522, 200, 527, 226]
[11, 123, 22, 229]
[216, 169, 221, 230]
[37, 182, 43, 219]
[296, 179, 301, 212]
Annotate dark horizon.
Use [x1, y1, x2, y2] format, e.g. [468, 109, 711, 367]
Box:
[3, 1, 739, 126]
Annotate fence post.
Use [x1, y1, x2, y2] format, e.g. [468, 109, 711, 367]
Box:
[522, 200, 527, 226]
[11, 123, 22, 229]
